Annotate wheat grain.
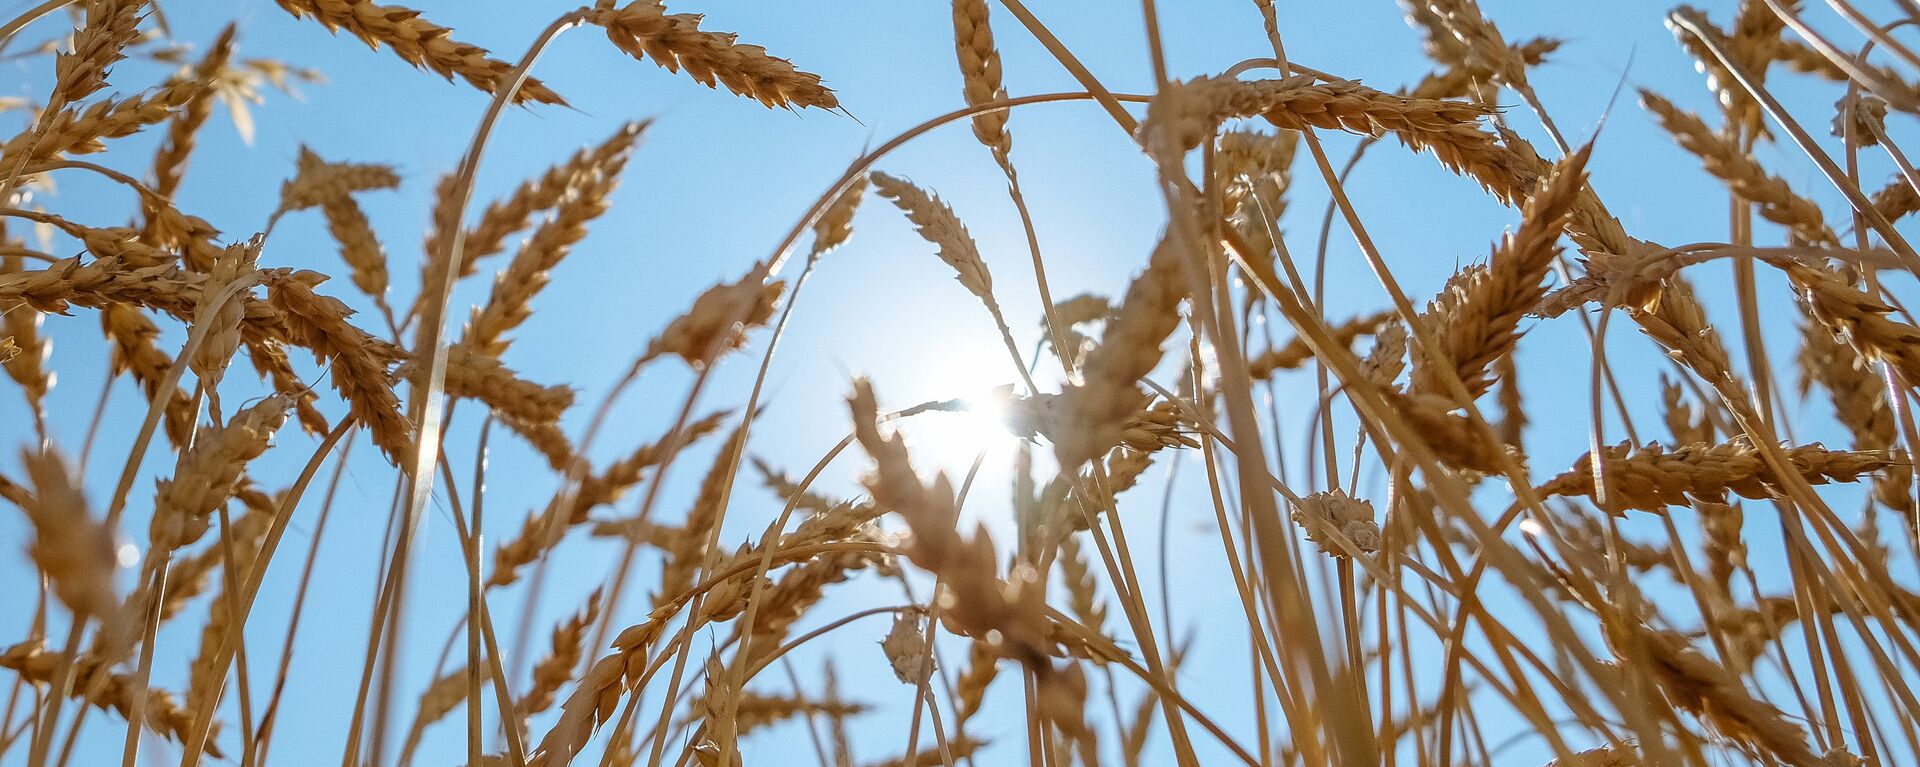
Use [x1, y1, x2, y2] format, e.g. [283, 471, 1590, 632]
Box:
[585, 2, 836, 110]
[951, 0, 1010, 160]
[265, 269, 410, 462]
[1538, 439, 1903, 515]
[150, 394, 289, 552]
[463, 143, 629, 357]
[0, 641, 222, 757]
[1640, 90, 1833, 245]
[274, 0, 563, 104]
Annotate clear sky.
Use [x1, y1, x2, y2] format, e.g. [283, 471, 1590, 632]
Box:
[0, 1, 1907, 765]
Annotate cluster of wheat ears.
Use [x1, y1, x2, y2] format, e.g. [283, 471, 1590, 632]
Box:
[2, 0, 1920, 765]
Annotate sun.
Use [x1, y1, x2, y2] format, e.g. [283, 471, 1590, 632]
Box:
[895, 345, 1027, 476]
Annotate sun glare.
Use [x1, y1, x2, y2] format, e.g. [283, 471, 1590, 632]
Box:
[898, 345, 1025, 475]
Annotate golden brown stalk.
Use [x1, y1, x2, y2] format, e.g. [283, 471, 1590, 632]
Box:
[1800, 320, 1913, 517]
[150, 394, 290, 552]
[809, 173, 868, 262]
[1639, 90, 1833, 245]
[273, 0, 563, 104]
[644, 266, 786, 368]
[462, 144, 631, 357]
[1410, 145, 1587, 401]
[1788, 263, 1920, 387]
[148, 24, 237, 202]
[517, 589, 603, 719]
[584, 2, 837, 110]
[1052, 238, 1184, 468]
[265, 269, 411, 462]
[870, 171, 994, 301]
[1536, 439, 1903, 515]
[0, 641, 221, 758]
[951, 0, 1010, 160]
[18, 447, 117, 618]
[0, 80, 201, 164]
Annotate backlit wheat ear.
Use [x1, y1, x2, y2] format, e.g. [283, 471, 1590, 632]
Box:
[869, 171, 994, 301]
[1799, 320, 1913, 516]
[529, 620, 668, 766]
[1411, 144, 1587, 402]
[274, 0, 564, 105]
[1052, 238, 1185, 469]
[1, 255, 51, 420]
[849, 378, 1054, 666]
[428, 120, 647, 312]
[55, 0, 148, 105]
[518, 589, 604, 720]
[809, 173, 868, 262]
[18, 447, 118, 619]
[1787, 263, 1920, 387]
[951, 0, 1010, 160]
[1, 80, 202, 165]
[148, 24, 236, 203]
[265, 269, 411, 462]
[1537, 440, 1904, 515]
[1639, 89, 1834, 245]
[149, 394, 290, 553]
[0, 641, 223, 758]
[463, 136, 633, 357]
[646, 266, 786, 368]
[584, 2, 837, 110]
[1615, 624, 1843, 767]
[1249, 310, 1392, 379]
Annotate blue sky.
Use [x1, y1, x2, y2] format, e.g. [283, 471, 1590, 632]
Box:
[0, 0, 1909, 765]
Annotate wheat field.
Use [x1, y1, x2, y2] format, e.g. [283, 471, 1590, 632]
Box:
[0, 0, 1918, 765]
